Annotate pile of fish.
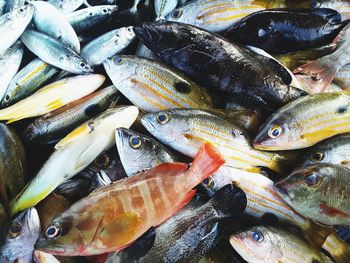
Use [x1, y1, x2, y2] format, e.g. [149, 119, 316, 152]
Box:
[3, 0, 350, 262]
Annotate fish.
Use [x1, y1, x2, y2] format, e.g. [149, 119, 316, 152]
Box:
[23, 85, 119, 145]
[107, 184, 247, 263]
[230, 226, 333, 263]
[0, 4, 34, 54]
[67, 5, 118, 34]
[0, 41, 23, 102]
[250, 0, 312, 9]
[274, 163, 350, 226]
[135, 42, 156, 59]
[293, 22, 350, 93]
[301, 134, 350, 168]
[104, 55, 213, 112]
[312, 0, 350, 21]
[253, 90, 350, 150]
[224, 8, 345, 54]
[155, 0, 177, 19]
[21, 29, 93, 74]
[0, 208, 40, 263]
[334, 64, 350, 90]
[115, 128, 179, 176]
[166, 0, 264, 32]
[0, 123, 26, 210]
[134, 21, 306, 111]
[10, 106, 139, 216]
[142, 109, 287, 173]
[3, 0, 26, 13]
[0, 74, 105, 123]
[32, 1, 80, 52]
[35, 143, 224, 256]
[34, 251, 61, 263]
[47, 0, 85, 14]
[81, 27, 136, 66]
[1, 58, 60, 108]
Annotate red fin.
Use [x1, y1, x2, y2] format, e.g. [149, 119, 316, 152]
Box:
[320, 201, 349, 218]
[87, 254, 108, 263]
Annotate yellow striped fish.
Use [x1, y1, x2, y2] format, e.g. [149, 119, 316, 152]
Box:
[254, 90, 350, 150]
[166, 0, 264, 32]
[0, 74, 105, 123]
[334, 65, 350, 90]
[141, 109, 286, 173]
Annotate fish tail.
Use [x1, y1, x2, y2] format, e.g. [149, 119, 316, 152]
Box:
[267, 153, 289, 174]
[322, 233, 350, 263]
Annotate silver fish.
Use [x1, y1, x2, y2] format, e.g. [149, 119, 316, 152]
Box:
[47, 0, 85, 14]
[3, 0, 25, 13]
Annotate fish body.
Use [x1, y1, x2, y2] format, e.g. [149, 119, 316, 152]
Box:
[35, 143, 225, 256]
[47, 0, 85, 13]
[81, 27, 136, 66]
[155, 0, 177, 19]
[334, 64, 350, 90]
[275, 163, 350, 226]
[104, 55, 213, 112]
[21, 29, 93, 74]
[313, 0, 350, 20]
[254, 90, 350, 150]
[10, 106, 139, 216]
[115, 128, 178, 176]
[135, 43, 156, 59]
[0, 4, 33, 54]
[134, 21, 305, 111]
[23, 85, 119, 144]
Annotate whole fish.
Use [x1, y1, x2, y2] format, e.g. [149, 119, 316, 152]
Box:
[35, 143, 224, 256]
[0, 123, 26, 210]
[224, 8, 345, 54]
[302, 134, 350, 168]
[134, 21, 305, 111]
[21, 30, 93, 74]
[253, 90, 350, 150]
[0, 4, 34, 54]
[166, 0, 264, 32]
[0, 74, 105, 123]
[275, 163, 350, 226]
[115, 128, 178, 176]
[230, 226, 333, 263]
[107, 184, 247, 263]
[0, 41, 23, 102]
[10, 106, 139, 216]
[312, 0, 350, 20]
[155, 0, 177, 19]
[0, 208, 40, 263]
[294, 23, 350, 93]
[1, 58, 60, 108]
[67, 5, 118, 34]
[33, 1, 80, 52]
[104, 55, 213, 111]
[47, 0, 85, 13]
[23, 85, 119, 144]
[142, 109, 287, 173]
[81, 27, 136, 66]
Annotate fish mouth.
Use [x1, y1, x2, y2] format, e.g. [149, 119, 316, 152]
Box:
[140, 115, 156, 134]
[35, 238, 67, 255]
[115, 128, 128, 147]
[273, 182, 292, 203]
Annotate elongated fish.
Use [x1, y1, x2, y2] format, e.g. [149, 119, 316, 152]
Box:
[0, 74, 105, 123]
[35, 143, 224, 256]
[10, 106, 139, 216]
[104, 55, 213, 112]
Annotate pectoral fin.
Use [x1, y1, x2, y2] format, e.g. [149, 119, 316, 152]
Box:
[55, 122, 94, 150]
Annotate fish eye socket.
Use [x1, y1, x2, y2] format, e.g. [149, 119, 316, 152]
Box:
[305, 173, 319, 186]
[18, 7, 25, 13]
[4, 95, 10, 102]
[202, 176, 214, 188]
[46, 225, 61, 239]
[268, 125, 282, 139]
[129, 135, 142, 149]
[8, 222, 22, 238]
[79, 62, 87, 68]
[251, 230, 264, 242]
[311, 152, 324, 162]
[103, 8, 108, 13]
[156, 113, 169, 125]
[172, 9, 182, 18]
[114, 57, 123, 65]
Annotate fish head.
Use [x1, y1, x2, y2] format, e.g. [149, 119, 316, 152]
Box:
[0, 208, 41, 262]
[103, 55, 140, 84]
[97, 5, 118, 16]
[118, 27, 136, 46]
[72, 58, 94, 74]
[13, 4, 34, 18]
[166, 7, 190, 24]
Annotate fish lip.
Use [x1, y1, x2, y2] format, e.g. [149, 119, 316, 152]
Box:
[273, 182, 292, 202]
[115, 128, 127, 147]
[35, 238, 67, 255]
[141, 115, 155, 134]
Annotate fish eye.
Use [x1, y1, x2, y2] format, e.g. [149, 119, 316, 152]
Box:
[94, 154, 110, 167]
[251, 230, 264, 242]
[4, 95, 10, 102]
[103, 8, 108, 13]
[267, 125, 282, 139]
[129, 135, 142, 149]
[127, 27, 132, 32]
[79, 62, 87, 68]
[45, 225, 61, 239]
[202, 176, 214, 188]
[305, 173, 319, 186]
[18, 7, 25, 14]
[113, 57, 123, 65]
[172, 9, 182, 18]
[156, 113, 169, 125]
[311, 152, 324, 162]
[8, 222, 22, 238]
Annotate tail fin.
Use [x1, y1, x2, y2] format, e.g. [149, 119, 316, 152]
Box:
[322, 233, 350, 263]
[187, 143, 225, 187]
[209, 184, 247, 218]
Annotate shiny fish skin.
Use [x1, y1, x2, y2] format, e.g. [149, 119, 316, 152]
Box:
[135, 42, 156, 59]
[155, 0, 177, 19]
[21, 30, 93, 74]
[104, 55, 213, 112]
[166, 0, 264, 32]
[3, 0, 25, 13]
[313, 0, 350, 20]
[254, 90, 350, 150]
[47, 0, 85, 14]
[115, 128, 178, 176]
[1, 58, 60, 108]
[81, 27, 136, 66]
[334, 64, 350, 89]
[23, 85, 120, 145]
[10, 106, 139, 216]
[0, 4, 34, 55]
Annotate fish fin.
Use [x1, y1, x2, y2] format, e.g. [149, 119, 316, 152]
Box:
[6, 117, 24, 124]
[46, 98, 65, 111]
[245, 167, 261, 173]
[55, 123, 93, 150]
[322, 233, 350, 263]
[74, 142, 100, 171]
[319, 201, 349, 218]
